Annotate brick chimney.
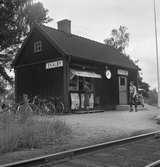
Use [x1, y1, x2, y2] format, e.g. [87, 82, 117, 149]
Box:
[57, 19, 71, 33]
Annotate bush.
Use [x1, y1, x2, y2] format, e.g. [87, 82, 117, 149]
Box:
[145, 89, 158, 106]
[0, 112, 72, 154]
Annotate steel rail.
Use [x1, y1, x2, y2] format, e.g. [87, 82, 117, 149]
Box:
[1, 130, 160, 167]
[145, 160, 160, 167]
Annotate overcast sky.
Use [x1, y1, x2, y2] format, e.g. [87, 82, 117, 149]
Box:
[40, 0, 160, 89]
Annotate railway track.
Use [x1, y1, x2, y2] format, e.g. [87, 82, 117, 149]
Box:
[1, 130, 160, 167]
[145, 160, 160, 167]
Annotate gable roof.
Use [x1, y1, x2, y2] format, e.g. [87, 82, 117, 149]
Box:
[14, 24, 138, 70]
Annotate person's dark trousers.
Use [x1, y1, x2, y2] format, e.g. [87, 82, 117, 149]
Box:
[129, 95, 137, 112]
[129, 95, 133, 112]
[129, 103, 133, 112]
[134, 96, 138, 112]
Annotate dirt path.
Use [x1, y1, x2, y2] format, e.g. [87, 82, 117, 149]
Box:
[54, 105, 160, 147]
[0, 104, 160, 165]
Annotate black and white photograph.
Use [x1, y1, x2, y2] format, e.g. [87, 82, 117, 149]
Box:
[0, 0, 160, 166]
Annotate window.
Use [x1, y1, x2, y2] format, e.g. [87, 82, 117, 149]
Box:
[69, 75, 79, 91]
[120, 77, 125, 86]
[34, 41, 42, 53]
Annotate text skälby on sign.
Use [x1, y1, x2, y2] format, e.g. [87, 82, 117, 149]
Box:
[46, 60, 63, 69]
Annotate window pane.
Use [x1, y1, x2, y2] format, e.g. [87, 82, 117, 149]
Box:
[34, 41, 42, 53]
[120, 77, 125, 86]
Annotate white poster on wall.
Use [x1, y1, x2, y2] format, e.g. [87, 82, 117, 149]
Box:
[71, 93, 80, 110]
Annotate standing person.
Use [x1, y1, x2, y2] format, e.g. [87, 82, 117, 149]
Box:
[83, 81, 91, 110]
[139, 93, 144, 107]
[129, 81, 137, 112]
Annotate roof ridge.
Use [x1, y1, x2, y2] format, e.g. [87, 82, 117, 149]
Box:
[37, 24, 137, 70]
[40, 24, 115, 50]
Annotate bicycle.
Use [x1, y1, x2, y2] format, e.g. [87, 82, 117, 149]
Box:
[55, 97, 64, 114]
[31, 96, 56, 115]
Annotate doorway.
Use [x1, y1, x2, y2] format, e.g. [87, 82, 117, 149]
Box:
[119, 76, 128, 105]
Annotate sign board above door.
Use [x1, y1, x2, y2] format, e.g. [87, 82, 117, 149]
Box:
[46, 60, 63, 70]
[117, 69, 128, 76]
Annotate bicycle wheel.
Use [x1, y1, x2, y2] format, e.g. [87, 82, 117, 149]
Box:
[30, 103, 40, 115]
[47, 102, 56, 114]
[56, 101, 64, 113]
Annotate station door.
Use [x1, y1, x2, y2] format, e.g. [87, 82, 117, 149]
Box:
[119, 76, 128, 105]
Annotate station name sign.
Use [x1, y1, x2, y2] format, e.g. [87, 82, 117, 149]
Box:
[117, 69, 128, 76]
[46, 60, 63, 70]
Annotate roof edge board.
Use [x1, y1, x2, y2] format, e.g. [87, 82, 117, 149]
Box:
[37, 25, 66, 57]
[13, 24, 67, 68]
[70, 55, 138, 70]
[12, 25, 36, 67]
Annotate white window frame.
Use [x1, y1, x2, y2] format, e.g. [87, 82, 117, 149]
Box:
[34, 41, 42, 53]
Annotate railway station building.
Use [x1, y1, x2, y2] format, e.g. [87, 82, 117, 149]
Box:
[13, 19, 138, 112]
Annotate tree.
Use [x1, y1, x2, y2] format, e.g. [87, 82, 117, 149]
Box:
[133, 60, 150, 97]
[147, 89, 158, 105]
[105, 26, 150, 96]
[21, 2, 52, 29]
[104, 26, 129, 54]
[0, 0, 52, 91]
[137, 74, 150, 97]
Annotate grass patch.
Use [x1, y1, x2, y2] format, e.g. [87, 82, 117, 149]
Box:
[0, 111, 72, 154]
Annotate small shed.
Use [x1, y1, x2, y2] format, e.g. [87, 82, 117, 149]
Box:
[13, 19, 138, 112]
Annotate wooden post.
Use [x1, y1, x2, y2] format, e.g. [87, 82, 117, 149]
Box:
[63, 57, 70, 112]
[153, 0, 160, 108]
[14, 69, 18, 103]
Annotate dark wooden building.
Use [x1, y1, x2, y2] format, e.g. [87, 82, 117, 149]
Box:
[13, 19, 138, 112]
